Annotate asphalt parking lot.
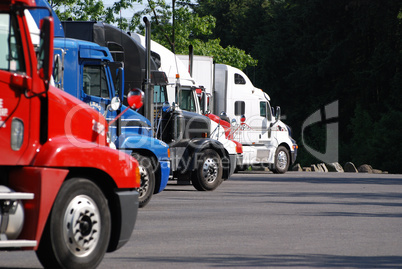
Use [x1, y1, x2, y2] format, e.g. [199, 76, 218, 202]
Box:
[1, 172, 402, 268]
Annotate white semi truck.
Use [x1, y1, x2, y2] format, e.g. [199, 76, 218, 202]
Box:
[178, 55, 298, 173]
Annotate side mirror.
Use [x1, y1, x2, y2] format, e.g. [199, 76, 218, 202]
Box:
[162, 101, 171, 112]
[275, 106, 281, 121]
[127, 88, 144, 109]
[38, 17, 54, 87]
[108, 88, 143, 128]
[110, 96, 121, 111]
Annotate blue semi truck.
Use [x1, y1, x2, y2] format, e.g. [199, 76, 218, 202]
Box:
[30, 2, 170, 208]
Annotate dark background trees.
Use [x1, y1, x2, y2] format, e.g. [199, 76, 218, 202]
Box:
[196, 0, 402, 173]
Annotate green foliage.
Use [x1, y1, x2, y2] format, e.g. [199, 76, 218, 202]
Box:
[128, 0, 257, 70]
[50, 0, 257, 70]
[50, 0, 107, 21]
[50, 0, 136, 29]
[197, 0, 402, 172]
[191, 39, 257, 70]
[349, 106, 402, 173]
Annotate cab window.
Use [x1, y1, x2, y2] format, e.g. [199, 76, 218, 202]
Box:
[260, 101, 272, 121]
[234, 101, 245, 116]
[154, 85, 166, 103]
[260, 101, 267, 118]
[0, 13, 25, 72]
[83, 65, 109, 98]
[234, 73, 246, 85]
[180, 89, 196, 112]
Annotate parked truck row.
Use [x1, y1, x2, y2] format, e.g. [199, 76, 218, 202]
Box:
[35, 0, 296, 181]
[59, 19, 236, 191]
[0, 0, 297, 267]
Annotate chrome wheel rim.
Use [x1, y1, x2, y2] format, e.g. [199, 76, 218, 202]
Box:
[203, 158, 218, 183]
[63, 195, 100, 257]
[277, 150, 288, 170]
[138, 165, 149, 198]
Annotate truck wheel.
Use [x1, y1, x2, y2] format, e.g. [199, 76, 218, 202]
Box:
[36, 178, 111, 269]
[273, 146, 290, 174]
[192, 149, 223, 191]
[133, 154, 155, 208]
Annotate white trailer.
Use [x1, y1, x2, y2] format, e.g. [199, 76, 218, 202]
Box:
[178, 55, 297, 173]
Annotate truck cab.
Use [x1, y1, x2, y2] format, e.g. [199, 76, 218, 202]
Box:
[214, 64, 297, 173]
[0, 1, 140, 268]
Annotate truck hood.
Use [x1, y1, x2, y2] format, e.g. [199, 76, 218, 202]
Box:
[47, 85, 108, 147]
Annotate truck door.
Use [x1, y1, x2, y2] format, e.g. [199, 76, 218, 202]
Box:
[258, 101, 273, 142]
[0, 13, 32, 165]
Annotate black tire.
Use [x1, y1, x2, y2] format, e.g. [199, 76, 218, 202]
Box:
[36, 178, 111, 269]
[192, 149, 223, 191]
[272, 146, 290, 174]
[132, 154, 155, 208]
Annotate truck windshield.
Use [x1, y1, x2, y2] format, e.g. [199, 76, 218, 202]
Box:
[83, 65, 109, 98]
[260, 101, 272, 121]
[0, 13, 25, 72]
[180, 89, 196, 112]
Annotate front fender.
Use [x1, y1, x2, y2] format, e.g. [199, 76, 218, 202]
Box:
[118, 134, 170, 161]
[179, 138, 230, 178]
[33, 136, 139, 188]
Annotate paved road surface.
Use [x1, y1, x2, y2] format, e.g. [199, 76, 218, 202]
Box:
[1, 172, 402, 268]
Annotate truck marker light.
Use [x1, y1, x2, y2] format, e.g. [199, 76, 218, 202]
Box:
[134, 166, 141, 187]
[167, 148, 171, 158]
[240, 115, 246, 124]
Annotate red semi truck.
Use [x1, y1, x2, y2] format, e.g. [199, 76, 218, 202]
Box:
[0, 1, 140, 268]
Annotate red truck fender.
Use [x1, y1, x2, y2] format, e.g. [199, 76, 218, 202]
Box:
[32, 136, 140, 189]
